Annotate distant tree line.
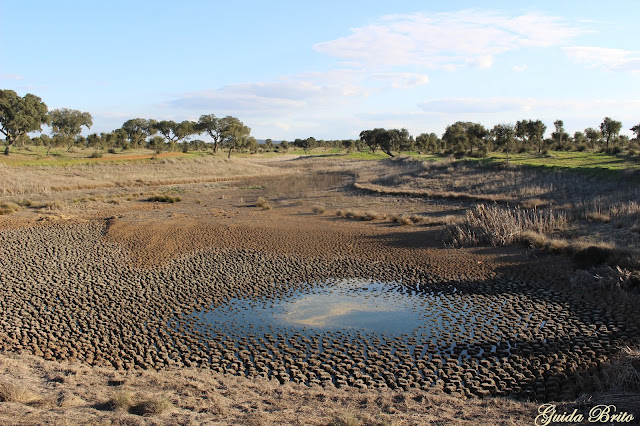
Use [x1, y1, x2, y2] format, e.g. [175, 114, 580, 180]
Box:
[2, 89, 640, 158]
[358, 117, 639, 158]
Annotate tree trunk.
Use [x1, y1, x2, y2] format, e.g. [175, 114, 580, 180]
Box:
[383, 149, 395, 158]
[4, 143, 12, 156]
[213, 142, 218, 153]
[47, 144, 52, 157]
[228, 146, 232, 159]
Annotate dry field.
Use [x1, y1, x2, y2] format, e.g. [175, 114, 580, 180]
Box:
[0, 154, 639, 424]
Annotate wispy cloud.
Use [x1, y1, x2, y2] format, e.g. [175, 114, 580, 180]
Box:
[563, 46, 640, 73]
[512, 64, 528, 73]
[0, 74, 24, 80]
[165, 69, 430, 114]
[418, 97, 640, 115]
[372, 72, 429, 88]
[419, 98, 533, 114]
[314, 10, 582, 70]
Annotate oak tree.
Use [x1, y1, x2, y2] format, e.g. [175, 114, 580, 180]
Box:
[50, 108, 93, 152]
[0, 90, 49, 155]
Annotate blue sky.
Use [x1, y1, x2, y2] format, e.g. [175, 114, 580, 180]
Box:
[1, 1, 639, 140]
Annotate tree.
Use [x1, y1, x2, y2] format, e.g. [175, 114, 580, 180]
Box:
[147, 135, 166, 153]
[153, 120, 195, 151]
[0, 90, 50, 155]
[527, 120, 547, 153]
[467, 123, 488, 156]
[49, 108, 93, 152]
[492, 124, 515, 164]
[359, 129, 380, 153]
[415, 133, 439, 153]
[359, 128, 408, 157]
[514, 120, 529, 151]
[585, 127, 601, 151]
[551, 120, 569, 146]
[442, 122, 469, 154]
[301, 137, 316, 153]
[600, 117, 622, 151]
[220, 117, 251, 158]
[196, 114, 225, 153]
[341, 139, 354, 152]
[122, 118, 156, 148]
[388, 128, 411, 155]
[573, 131, 586, 149]
[631, 124, 640, 141]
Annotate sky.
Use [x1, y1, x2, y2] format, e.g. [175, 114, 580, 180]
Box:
[1, 0, 639, 140]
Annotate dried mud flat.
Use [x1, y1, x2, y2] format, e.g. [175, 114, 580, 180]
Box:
[1, 166, 639, 424]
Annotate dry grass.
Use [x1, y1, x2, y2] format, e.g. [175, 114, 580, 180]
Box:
[520, 231, 570, 254]
[256, 196, 272, 210]
[336, 209, 387, 222]
[147, 194, 182, 203]
[599, 347, 640, 392]
[107, 389, 133, 411]
[129, 395, 172, 416]
[311, 205, 326, 214]
[0, 156, 286, 196]
[0, 380, 41, 405]
[0, 201, 20, 215]
[0, 351, 541, 425]
[444, 204, 568, 247]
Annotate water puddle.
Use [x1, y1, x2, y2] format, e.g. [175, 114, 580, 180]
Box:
[187, 279, 515, 347]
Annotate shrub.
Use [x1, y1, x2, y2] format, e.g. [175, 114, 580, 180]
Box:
[443, 204, 567, 247]
[146, 194, 181, 203]
[0, 381, 39, 404]
[107, 390, 133, 411]
[599, 346, 640, 392]
[256, 197, 272, 210]
[89, 151, 103, 158]
[130, 396, 171, 416]
[311, 205, 326, 214]
[0, 202, 21, 215]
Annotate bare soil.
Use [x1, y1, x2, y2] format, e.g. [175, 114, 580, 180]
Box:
[0, 156, 638, 424]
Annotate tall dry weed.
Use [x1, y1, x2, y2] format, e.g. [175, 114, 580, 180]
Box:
[444, 204, 567, 246]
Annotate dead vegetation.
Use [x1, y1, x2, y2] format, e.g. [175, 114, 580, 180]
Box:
[0, 352, 540, 425]
[444, 204, 568, 247]
[335, 209, 459, 227]
[256, 196, 272, 210]
[0, 156, 287, 196]
[599, 347, 640, 392]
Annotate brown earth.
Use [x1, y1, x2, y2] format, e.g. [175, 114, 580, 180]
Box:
[0, 157, 639, 424]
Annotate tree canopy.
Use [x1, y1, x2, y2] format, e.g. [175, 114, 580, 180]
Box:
[50, 108, 93, 151]
[600, 117, 622, 151]
[220, 116, 251, 158]
[0, 90, 49, 155]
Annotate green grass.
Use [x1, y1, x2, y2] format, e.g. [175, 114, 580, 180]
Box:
[0, 146, 206, 167]
[343, 151, 390, 160]
[480, 151, 640, 173]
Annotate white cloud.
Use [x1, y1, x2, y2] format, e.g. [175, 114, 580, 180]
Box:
[167, 76, 369, 113]
[563, 46, 640, 73]
[372, 72, 430, 88]
[0, 74, 24, 80]
[166, 69, 432, 115]
[512, 64, 528, 72]
[275, 122, 291, 131]
[314, 10, 582, 70]
[419, 98, 533, 114]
